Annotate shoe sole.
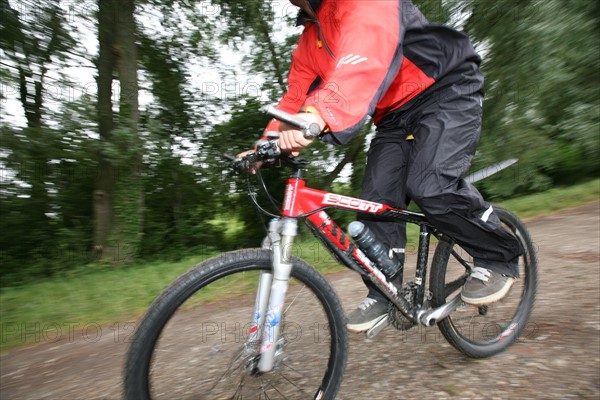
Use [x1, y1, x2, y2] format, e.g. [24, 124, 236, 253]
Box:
[347, 314, 387, 333]
[461, 278, 515, 306]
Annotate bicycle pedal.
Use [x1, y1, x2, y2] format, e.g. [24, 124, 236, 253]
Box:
[365, 316, 390, 339]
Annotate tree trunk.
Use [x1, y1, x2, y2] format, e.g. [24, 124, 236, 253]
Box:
[93, 0, 142, 264]
[112, 0, 143, 263]
[114, 0, 140, 130]
[93, 0, 116, 260]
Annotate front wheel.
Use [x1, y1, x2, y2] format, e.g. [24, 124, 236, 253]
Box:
[430, 206, 538, 358]
[125, 249, 348, 399]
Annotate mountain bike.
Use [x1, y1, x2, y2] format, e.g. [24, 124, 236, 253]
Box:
[125, 107, 537, 399]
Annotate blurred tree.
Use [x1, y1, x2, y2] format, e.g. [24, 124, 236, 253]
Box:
[0, 0, 74, 128]
[0, 0, 83, 281]
[415, 0, 451, 23]
[132, 1, 227, 258]
[94, 0, 143, 263]
[463, 0, 599, 197]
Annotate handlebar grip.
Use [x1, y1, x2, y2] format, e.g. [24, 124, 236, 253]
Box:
[264, 106, 321, 139]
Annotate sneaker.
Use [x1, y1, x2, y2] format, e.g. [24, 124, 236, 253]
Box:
[347, 297, 388, 333]
[461, 267, 515, 306]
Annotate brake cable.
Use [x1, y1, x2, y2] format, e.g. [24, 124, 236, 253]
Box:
[246, 173, 280, 219]
[255, 168, 283, 214]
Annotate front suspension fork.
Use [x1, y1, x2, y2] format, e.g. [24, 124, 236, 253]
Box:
[248, 218, 297, 373]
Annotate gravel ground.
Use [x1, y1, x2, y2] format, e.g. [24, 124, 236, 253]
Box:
[1, 202, 599, 399]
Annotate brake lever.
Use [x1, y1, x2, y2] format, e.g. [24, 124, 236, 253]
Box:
[255, 140, 281, 163]
[222, 153, 253, 174]
[223, 139, 301, 176]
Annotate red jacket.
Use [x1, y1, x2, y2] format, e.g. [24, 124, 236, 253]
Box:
[267, 0, 481, 144]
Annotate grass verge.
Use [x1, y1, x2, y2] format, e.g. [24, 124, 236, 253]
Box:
[1, 179, 598, 352]
[497, 179, 599, 218]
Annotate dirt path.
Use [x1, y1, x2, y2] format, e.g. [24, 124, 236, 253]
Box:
[1, 202, 599, 399]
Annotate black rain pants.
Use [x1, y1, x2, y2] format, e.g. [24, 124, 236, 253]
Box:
[359, 63, 522, 303]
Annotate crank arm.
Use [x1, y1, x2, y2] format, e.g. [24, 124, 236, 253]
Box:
[417, 294, 463, 327]
[365, 315, 390, 339]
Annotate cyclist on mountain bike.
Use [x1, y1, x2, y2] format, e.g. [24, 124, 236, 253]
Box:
[241, 0, 523, 333]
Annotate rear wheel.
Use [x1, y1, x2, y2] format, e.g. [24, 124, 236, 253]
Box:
[430, 207, 537, 358]
[125, 249, 348, 399]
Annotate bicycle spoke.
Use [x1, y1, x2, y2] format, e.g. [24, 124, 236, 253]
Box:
[261, 390, 272, 400]
[232, 374, 245, 399]
[275, 366, 317, 397]
[210, 344, 256, 389]
[279, 361, 314, 380]
[450, 249, 473, 272]
[261, 377, 291, 399]
[449, 316, 469, 324]
[284, 285, 306, 315]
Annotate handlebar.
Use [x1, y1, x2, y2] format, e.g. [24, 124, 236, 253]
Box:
[264, 106, 321, 140]
[226, 106, 322, 174]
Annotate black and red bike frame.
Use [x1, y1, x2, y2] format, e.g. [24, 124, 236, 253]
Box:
[280, 168, 437, 320]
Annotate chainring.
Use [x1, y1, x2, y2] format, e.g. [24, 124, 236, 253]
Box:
[387, 287, 417, 331]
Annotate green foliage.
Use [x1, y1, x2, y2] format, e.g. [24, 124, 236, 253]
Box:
[140, 154, 224, 259]
[137, 27, 195, 136]
[1, 0, 599, 287]
[0, 96, 97, 284]
[464, 0, 600, 198]
[414, 0, 451, 23]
